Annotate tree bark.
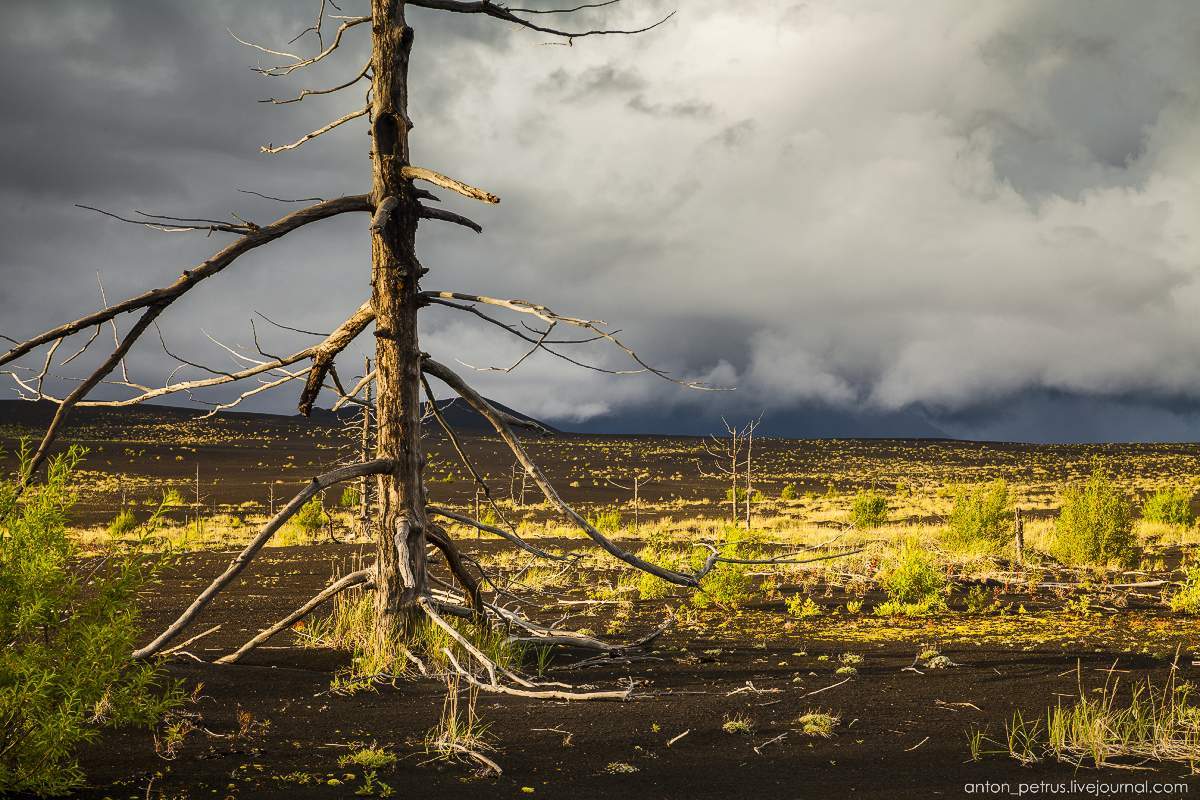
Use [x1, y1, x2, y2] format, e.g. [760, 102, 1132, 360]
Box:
[359, 356, 373, 536]
[370, 0, 428, 632]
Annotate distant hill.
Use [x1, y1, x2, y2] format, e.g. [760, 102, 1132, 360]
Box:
[0, 397, 558, 435]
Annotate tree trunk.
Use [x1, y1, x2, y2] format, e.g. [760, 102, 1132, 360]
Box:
[744, 426, 752, 530]
[359, 356, 373, 537]
[370, 0, 428, 632]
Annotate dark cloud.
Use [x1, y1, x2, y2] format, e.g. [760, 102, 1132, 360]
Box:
[2, 0, 1200, 443]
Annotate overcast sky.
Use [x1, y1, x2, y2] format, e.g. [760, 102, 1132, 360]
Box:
[2, 0, 1199, 442]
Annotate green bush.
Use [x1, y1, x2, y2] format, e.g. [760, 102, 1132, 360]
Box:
[875, 542, 947, 616]
[1168, 567, 1200, 614]
[0, 448, 179, 795]
[785, 595, 821, 618]
[944, 479, 1011, 550]
[338, 485, 361, 509]
[691, 527, 762, 609]
[294, 496, 328, 535]
[779, 483, 798, 501]
[850, 490, 889, 529]
[1141, 487, 1194, 527]
[1051, 467, 1138, 568]
[106, 508, 139, 538]
[723, 487, 764, 504]
[587, 507, 622, 535]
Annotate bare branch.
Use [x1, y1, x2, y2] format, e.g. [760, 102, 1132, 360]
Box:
[297, 301, 376, 415]
[423, 357, 700, 587]
[332, 368, 376, 411]
[401, 166, 500, 204]
[237, 189, 326, 203]
[254, 310, 330, 337]
[261, 106, 368, 154]
[133, 458, 396, 659]
[427, 524, 486, 620]
[369, 196, 400, 233]
[407, 1, 675, 41]
[21, 305, 166, 486]
[425, 291, 722, 390]
[229, 16, 370, 77]
[0, 195, 371, 370]
[427, 506, 565, 561]
[419, 204, 482, 234]
[507, 0, 621, 13]
[216, 567, 375, 664]
[261, 62, 370, 105]
[442, 647, 630, 701]
[75, 205, 253, 235]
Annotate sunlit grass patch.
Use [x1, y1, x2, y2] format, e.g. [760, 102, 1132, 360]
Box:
[972, 662, 1200, 770]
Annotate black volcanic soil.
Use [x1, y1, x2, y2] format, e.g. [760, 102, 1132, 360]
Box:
[56, 544, 1200, 800]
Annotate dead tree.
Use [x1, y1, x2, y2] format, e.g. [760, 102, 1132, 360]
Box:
[4, 0, 860, 702]
[742, 416, 761, 530]
[700, 416, 762, 529]
[0, 1, 802, 696]
[358, 356, 374, 536]
[604, 442, 651, 532]
[701, 418, 744, 524]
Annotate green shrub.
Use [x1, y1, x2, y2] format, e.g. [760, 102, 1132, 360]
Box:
[723, 487, 764, 504]
[1168, 567, 1200, 614]
[587, 507, 622, 535]
[875, 542, 946, 616]
[106, 508, 139, 538]
[0, 448, 179, 795]
[944, 479, 1011, 550]
[1141, 487, 1194, 527]
[779, 483, 798, 501]
[339, 485, 361, 509]
[276, 496, 329, 547]
[691, 527, 762, 609]
[1052, 466, 1138, 568]
[785, 595, 821, 618]
[850, 490, 889, 529]
[631, 543, 686, 600]
[295, 496, 328, 535]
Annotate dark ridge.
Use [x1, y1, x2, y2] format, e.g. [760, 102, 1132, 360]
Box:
[0, 398, 559, 436]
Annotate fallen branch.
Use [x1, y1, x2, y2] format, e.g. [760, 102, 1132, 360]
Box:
[132, 458, 394, 659]
[442, 649, 631, 701]
[423, 357, 700, 587]
[216, 568, 375, 664]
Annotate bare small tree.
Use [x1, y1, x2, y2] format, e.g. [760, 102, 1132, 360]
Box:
[605, 442, 651, 533]
[700, 416, 762, 529]
[701, 418, 743, 525]
[742, 415, 762, 530]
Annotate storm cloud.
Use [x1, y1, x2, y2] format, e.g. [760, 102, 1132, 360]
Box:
[2, 0, 1199, 442]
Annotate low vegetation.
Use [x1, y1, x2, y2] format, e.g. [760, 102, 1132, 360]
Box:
[875, 541, 947, 616]
[6, 423, 1200, 792]
[796, 711, 839, 738]
[973, 666, 1200, 770]
[0, 448, 178, 796]
[849, 490, 888, 529]
[303, 587, 524, 694]
[1051, 464, 1138, 567]
[1141, 486, 1195, 527]
[944, 479, 1010, 552]
[1167, 566, 1200, 614]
